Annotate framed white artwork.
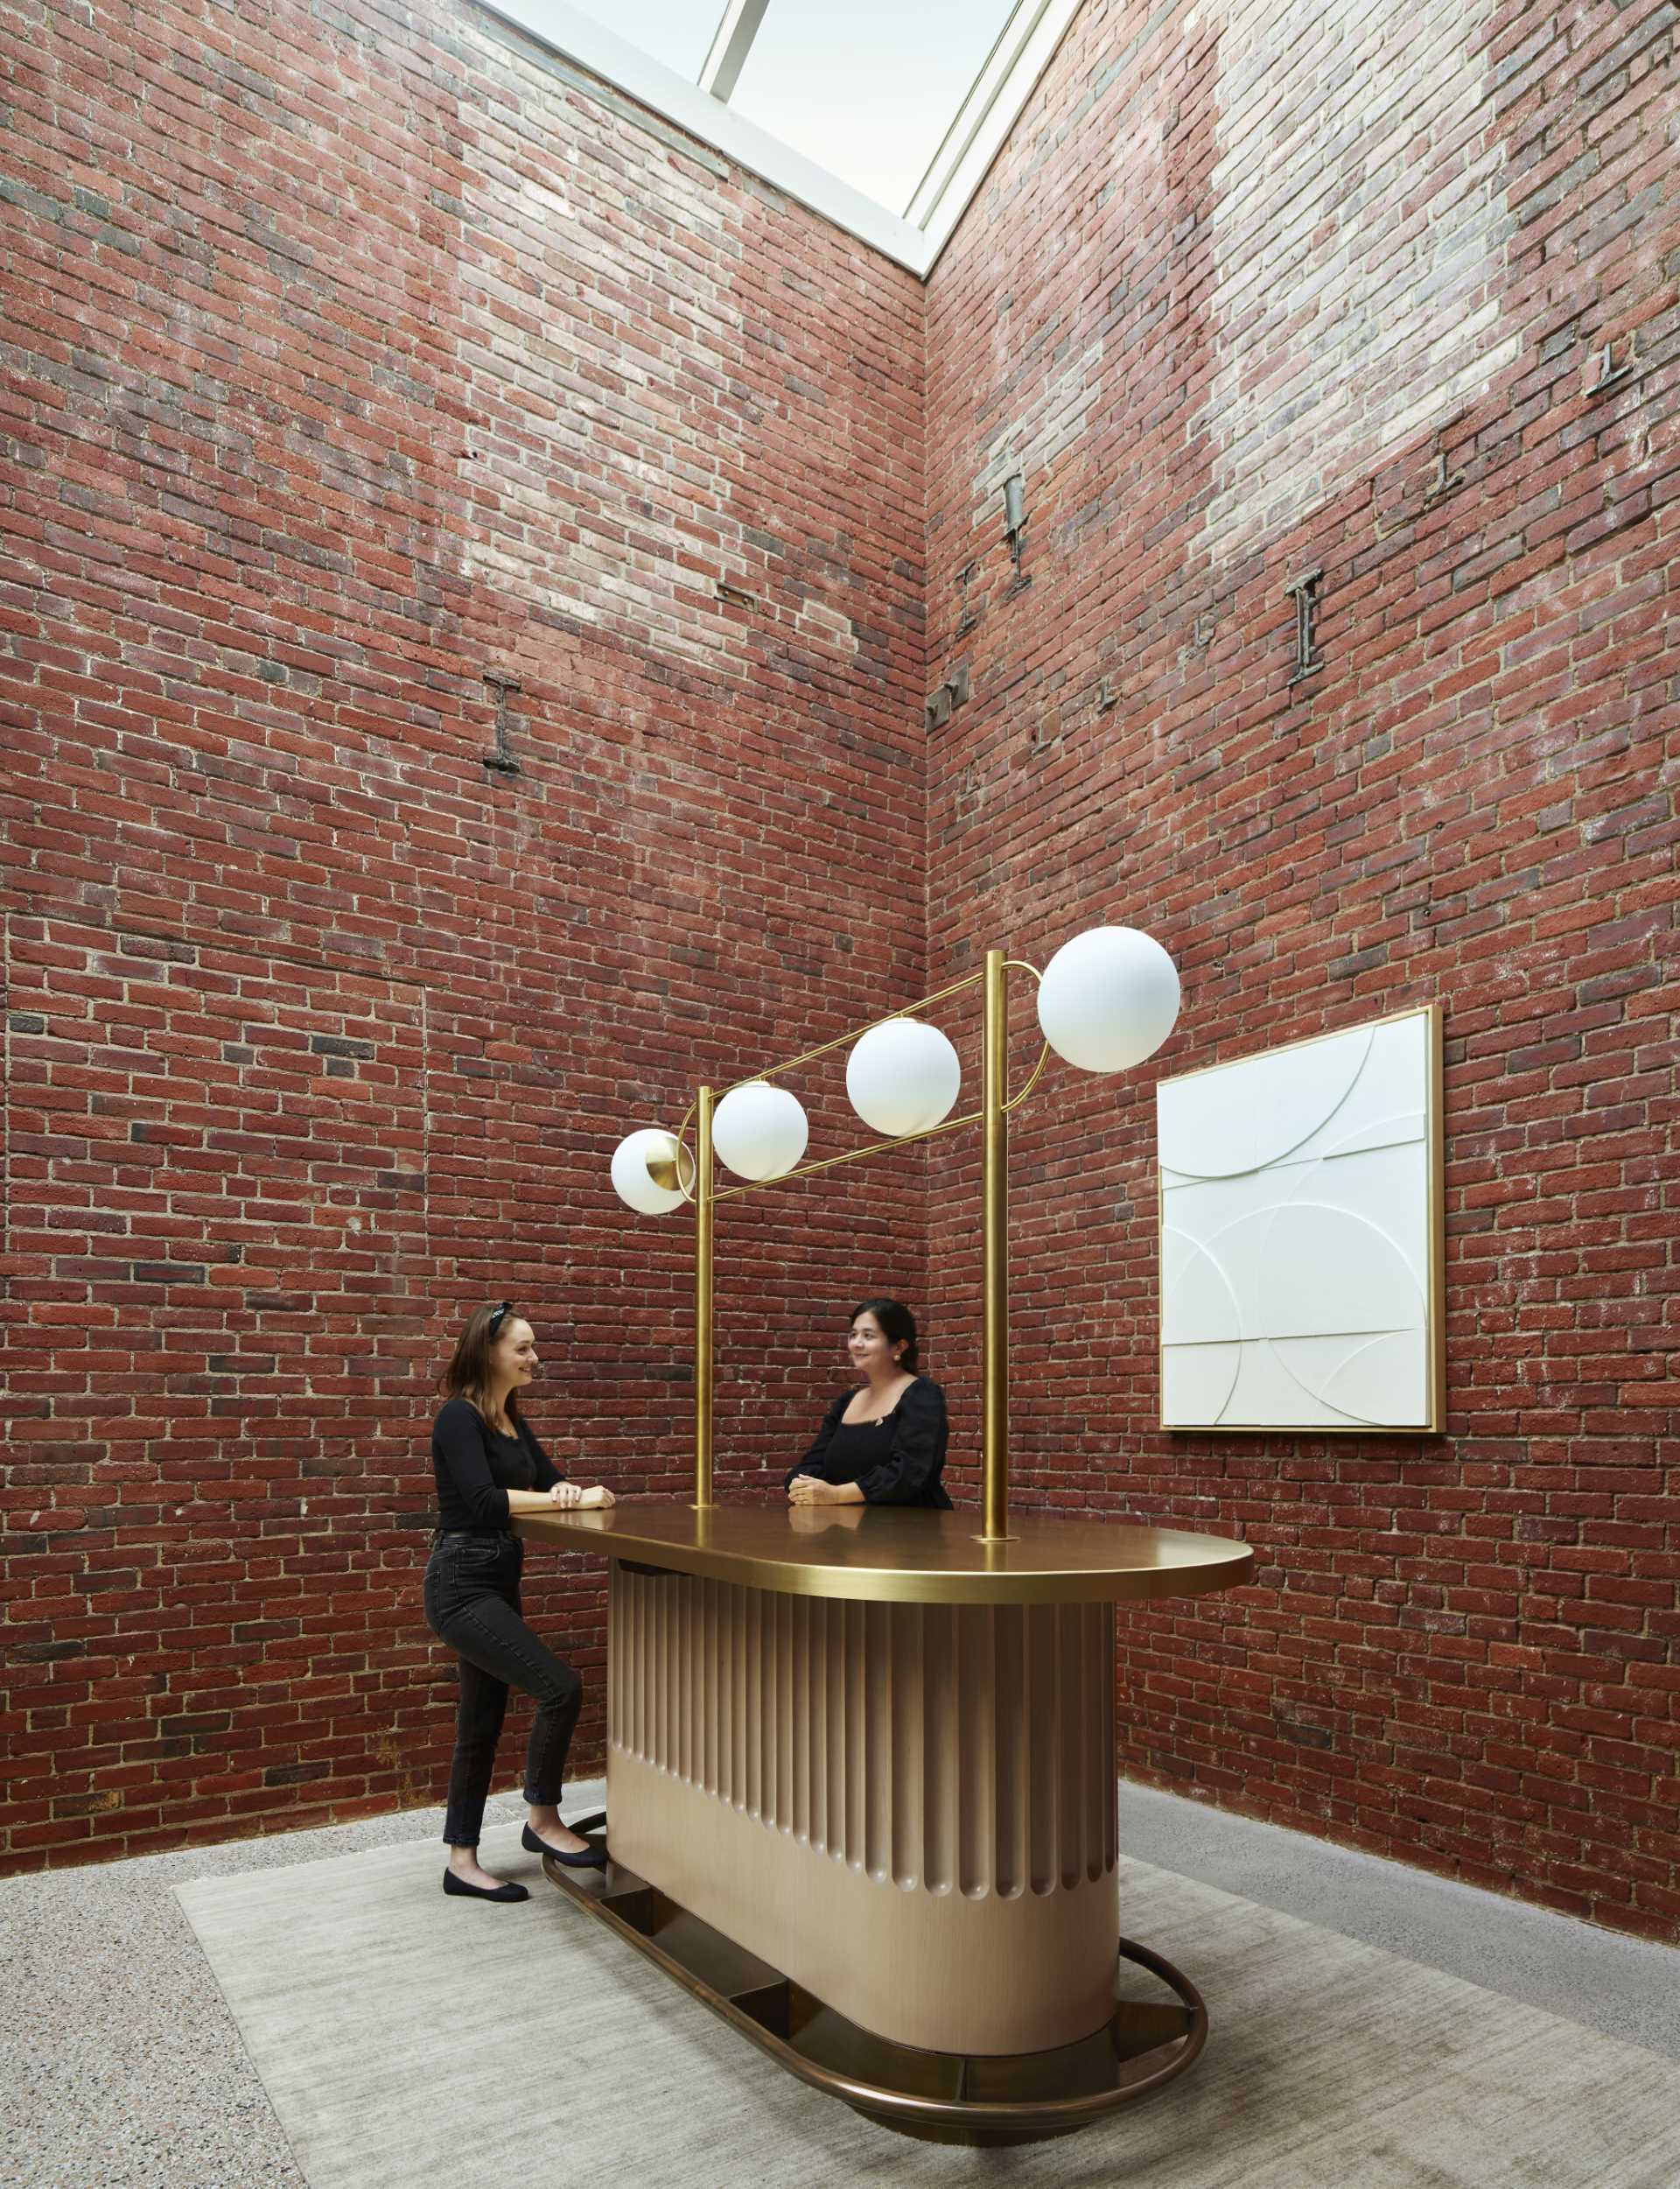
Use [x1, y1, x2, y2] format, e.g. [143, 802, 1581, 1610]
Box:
[1156, 1005, 1443, 1433]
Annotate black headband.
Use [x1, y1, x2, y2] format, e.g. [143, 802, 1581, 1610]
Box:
[486, 1301, 514, 1338]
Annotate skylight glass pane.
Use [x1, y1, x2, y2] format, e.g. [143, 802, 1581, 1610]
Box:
[562, 0, 724, 80]
[728, 0, 1021, 216]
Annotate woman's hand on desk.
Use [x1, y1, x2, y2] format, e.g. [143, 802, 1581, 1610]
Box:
[549, 1484, 616, 1510]
[787, 1477, 862, 1508]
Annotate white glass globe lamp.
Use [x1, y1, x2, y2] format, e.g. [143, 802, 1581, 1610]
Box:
[1036, 925, 1180, 1072]
[610, 1127, 689, 1216]
[711, 1080, 808, 1182]
[845, 1017, 962, 1137]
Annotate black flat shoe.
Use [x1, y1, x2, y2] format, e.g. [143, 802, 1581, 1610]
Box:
[443, 1869, 529, 1903]
[522, 1822, 607, 1868]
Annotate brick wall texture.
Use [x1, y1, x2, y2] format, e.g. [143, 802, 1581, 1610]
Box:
[2, 0, 1675, 1939]
[1, 0, 928, 1865]
[924, 0, 1678, 1940]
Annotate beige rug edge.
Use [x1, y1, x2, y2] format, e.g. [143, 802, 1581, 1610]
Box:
[176, 1833, 1680, 2189]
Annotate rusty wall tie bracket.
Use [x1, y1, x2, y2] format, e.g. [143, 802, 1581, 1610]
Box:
[926, 663, 971, 732]
[1424, 449, 1466, 503]
[1588, 340, 1635, 401]
[1286, 569, 1323, 685]
[482, 671, 522, 775]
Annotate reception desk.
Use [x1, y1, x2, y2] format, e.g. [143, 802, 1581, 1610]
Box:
[517, 1501, 1251, 2143]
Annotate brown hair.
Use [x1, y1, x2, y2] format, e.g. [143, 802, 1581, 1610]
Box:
[440, 1303, 526, 1425]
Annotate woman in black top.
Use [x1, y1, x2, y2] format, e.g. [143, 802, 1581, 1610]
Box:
[785, 1298, 952, 1510]
[424, 1302, 617, 1903]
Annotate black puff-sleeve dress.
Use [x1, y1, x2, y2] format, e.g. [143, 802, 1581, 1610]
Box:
[785, 1377, 952, 1508]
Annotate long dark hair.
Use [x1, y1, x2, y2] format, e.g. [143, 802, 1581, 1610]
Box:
[850, 1296, 920, 1372]
[440, 1303, 525, 1425]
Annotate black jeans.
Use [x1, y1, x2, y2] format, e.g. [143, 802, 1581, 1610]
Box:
[423, 1532, 584, 1849]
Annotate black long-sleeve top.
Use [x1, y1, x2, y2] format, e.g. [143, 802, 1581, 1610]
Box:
[430, 1396, 561, 1533]
[784, 1378, 952, 1509]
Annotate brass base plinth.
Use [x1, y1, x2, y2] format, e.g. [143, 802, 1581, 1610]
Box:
[542, 1852, 1207, 2146]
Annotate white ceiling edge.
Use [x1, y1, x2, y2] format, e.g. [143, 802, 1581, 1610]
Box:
[472, 0, 1087, 281]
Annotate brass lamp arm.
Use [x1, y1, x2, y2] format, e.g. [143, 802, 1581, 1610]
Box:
[1000, 961, 1049, 1115]
[712, 965, 990, 1099]
[715, 1101, 983, 1202]
[707, 965, 1048, 1200]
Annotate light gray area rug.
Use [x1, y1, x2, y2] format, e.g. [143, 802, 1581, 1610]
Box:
[176, 1824, 1680, 2189]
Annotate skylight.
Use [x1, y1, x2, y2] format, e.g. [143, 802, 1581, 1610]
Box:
[724, 1, 1023, 219]
[489, 0, 1084, 273]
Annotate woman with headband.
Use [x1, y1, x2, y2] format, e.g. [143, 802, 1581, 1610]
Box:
[423, 1301, 617, 1903]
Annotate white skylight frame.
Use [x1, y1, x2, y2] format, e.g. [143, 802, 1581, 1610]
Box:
[698, 0, 769, 102]
[476, 0, 1087, 277]
[903, 0, 1083, 239]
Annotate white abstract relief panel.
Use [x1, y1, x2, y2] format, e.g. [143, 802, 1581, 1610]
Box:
[1157, 1009, 1439, 1430]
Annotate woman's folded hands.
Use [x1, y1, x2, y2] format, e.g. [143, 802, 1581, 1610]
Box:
[549, 1482, 617, 1510]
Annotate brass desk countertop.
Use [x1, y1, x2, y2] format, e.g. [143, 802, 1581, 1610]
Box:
[514, 1500, 1253, 1605]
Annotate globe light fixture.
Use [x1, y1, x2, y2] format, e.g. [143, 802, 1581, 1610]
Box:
[845, 1016, 962, 1137]
[1036, 925, 1180, 1073]
[711, 1079, 808, 1182]
[610, 1127, 689, 1216]
[606, 922, 1179, 1537]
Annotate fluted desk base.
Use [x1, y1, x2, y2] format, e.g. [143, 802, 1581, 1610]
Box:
[607, 1561, 1119, 2055]
[516, 1507, 1252, 2142]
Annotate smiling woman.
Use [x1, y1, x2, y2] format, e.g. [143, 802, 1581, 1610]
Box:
[421, 1303, 619, 1901]
[784, 1296, 953, 1510]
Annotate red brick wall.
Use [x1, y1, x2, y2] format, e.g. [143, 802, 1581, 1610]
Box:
[923, 0, 1678, 1937]
[4, 0, 1676, 1943]
[0, 0, 927, 1866]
